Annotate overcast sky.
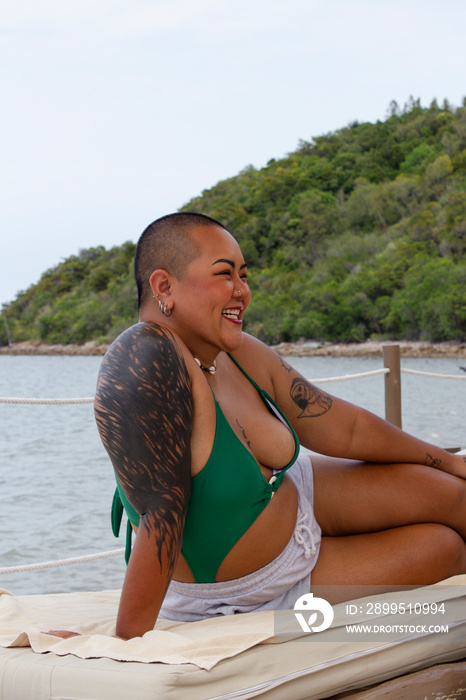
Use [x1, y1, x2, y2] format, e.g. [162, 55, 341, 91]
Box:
[1, 0, 465, 305]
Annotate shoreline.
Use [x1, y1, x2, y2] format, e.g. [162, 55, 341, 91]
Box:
[273, 339, 466, 358]
[1, 339, 466, 358]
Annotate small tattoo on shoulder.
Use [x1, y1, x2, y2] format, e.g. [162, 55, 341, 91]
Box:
[279, 357, 292, 374]
[290, 377, 333, 418]
[425, 453, 442, 468]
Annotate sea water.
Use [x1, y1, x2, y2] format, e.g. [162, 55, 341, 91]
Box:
[0, 353, 464, 596]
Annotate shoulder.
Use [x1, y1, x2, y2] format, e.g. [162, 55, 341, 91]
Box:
[99, 322, 188, 376]
[229, 333, 288, 394]
[101, 322, 184, 366]
[233, 332, 275, 360]
[96, 322, 192, 407]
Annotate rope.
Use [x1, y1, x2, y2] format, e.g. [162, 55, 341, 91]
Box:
[310, 368, 389, 383]
[0, 397, 94, 404]
[1, 367, 465, 405]
[0, 548, 125, 574]
[400, 368, 466, 381]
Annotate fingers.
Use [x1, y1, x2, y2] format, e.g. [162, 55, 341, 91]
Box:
[44, 629, 126, 641]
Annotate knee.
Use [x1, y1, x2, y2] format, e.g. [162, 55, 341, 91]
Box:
[432, 525, 466, 578]
[448, 475, 466, 515]
[425, 469, 466, 520]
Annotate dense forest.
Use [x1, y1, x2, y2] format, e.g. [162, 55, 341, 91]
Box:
[2, 97, 466, 347]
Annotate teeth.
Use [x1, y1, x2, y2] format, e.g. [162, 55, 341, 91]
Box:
[223, 309, 240, 318]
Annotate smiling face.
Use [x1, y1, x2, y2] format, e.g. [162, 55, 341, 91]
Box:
[168, 224, 251, 361]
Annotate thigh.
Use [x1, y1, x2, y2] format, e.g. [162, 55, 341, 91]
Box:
[311, 523, 466, 603]
[311, 454, 465, 537]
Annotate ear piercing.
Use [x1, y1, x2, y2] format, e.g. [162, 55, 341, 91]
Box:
[156, 293, 172, 317]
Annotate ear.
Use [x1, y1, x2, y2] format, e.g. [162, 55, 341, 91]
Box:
[149, 269, 172, 299]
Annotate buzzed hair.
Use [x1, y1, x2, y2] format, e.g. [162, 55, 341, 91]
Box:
[135, 212, 227, 309]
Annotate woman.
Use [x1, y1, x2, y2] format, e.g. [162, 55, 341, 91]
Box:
[94, 212, 466, 640]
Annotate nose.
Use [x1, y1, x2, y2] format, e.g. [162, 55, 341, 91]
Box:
[235, 275, 249, 297]
[235, 278, 249, 301]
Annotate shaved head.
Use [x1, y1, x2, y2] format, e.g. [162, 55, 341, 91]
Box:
[135, 212, 227, 309]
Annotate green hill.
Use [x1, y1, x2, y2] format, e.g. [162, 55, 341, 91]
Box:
[2, 97, 466, 346]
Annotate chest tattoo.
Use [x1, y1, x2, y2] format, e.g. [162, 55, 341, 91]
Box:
[236, 418, 252, 448]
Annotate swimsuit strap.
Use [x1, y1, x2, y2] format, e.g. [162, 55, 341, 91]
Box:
[227, 353, 264, 393]
[227, 353, 300, 465]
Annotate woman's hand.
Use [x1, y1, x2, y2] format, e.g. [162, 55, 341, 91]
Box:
[44, 629, 128, 640]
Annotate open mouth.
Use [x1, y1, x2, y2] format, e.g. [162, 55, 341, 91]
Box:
[222, 307, 242, 322]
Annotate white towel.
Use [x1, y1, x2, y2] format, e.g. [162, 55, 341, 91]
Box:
[1, 575, 465, 671]
[0, 588, 274, 670]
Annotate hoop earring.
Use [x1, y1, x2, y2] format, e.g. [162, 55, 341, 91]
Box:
[158, 299, 172, 317]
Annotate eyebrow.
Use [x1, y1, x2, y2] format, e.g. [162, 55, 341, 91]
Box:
[212, 258, 248, 270]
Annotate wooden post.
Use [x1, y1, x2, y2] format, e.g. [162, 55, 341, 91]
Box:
[383, 344, 402, 428]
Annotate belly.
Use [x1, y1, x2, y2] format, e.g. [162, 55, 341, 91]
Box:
[173, 474, 298, 582]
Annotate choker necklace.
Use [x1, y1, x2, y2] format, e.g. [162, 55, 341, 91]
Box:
[194, 357, 216, 374]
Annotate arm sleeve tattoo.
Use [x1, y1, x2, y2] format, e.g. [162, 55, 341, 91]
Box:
[290, 377, 333, 418]
[94, 322, 193, 574]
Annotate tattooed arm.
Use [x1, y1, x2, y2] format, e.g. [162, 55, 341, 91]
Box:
[238, 334, 466, 478]
[281, 357, 466, 477]
[94, 322, 193, 638]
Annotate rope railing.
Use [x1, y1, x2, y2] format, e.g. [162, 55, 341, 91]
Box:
[0, 396, 94, 404]
[1, 366, 464, 407]
[310, 368, 389, 383]
[0, 369, 391, 405]
[400, 368, 466, 380]
[0, 548, 126, 575]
